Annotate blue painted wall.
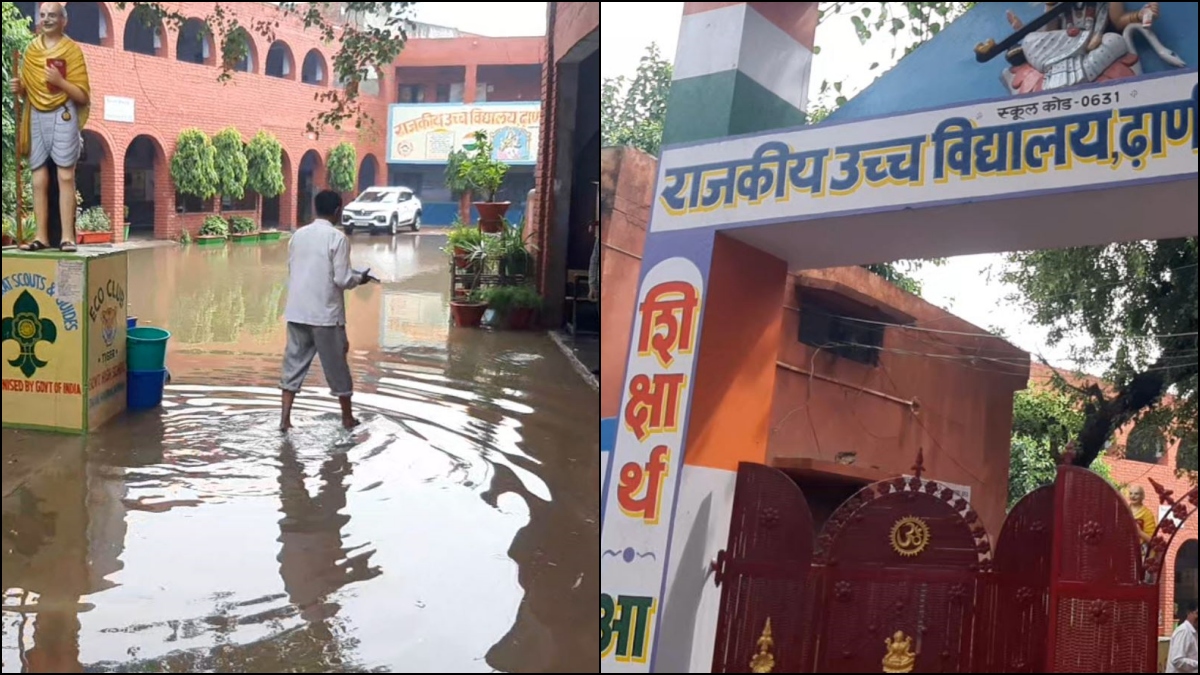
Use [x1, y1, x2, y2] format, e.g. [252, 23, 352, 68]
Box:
[828, 2, 1198, 123]
[419, 203, 527, 228]
[602, 417, 617, 452]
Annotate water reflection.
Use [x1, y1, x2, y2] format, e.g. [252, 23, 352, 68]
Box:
[2, 235, 598, 673]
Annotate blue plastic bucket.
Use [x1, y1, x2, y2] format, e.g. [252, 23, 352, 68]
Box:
[127, 316, 138, 330]
[127, 369, 167, 410]
[127, 326, 171, 372]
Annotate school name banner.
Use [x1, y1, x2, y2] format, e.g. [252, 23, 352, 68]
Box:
[387, 102, 541, 165]
[652, 71, 1198, 233]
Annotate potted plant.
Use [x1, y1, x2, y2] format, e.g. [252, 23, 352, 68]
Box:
[498, 218, 538, 281]
[449, 237, 501, 327]
[229, 215, 259, 243]
[483, 284, 542, 330]
[76, 206, 114, 244]
[443, 220, 483, 270]
[457, 130, 509, 234]
[123, 205, 131, 241]
[197, 214, 229, 246]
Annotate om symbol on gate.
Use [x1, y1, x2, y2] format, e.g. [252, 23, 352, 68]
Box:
[890, 516, 931, 558]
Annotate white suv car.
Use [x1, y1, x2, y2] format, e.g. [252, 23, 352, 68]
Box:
[342, 186, 422, 235]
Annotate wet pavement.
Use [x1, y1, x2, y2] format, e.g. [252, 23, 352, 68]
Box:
[1, 233, 599, 673]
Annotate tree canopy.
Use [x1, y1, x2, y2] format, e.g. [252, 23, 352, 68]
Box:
[1008, 387, 1114, 508]
[1002, 240, 1198, 479]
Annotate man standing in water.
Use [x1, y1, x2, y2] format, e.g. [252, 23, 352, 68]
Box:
[280, 190, 373, 431]
[11, 2, 91, 252]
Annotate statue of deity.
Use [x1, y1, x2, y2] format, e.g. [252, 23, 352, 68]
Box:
[10, 2, 91, 252]
[882, 630, 917, 674]
[978, 2, 1186, 95]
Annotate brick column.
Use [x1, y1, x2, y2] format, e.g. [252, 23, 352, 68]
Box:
[279, 152, 296, 230]
[464, 64, 478, 103]
[105, 143, 124, 243]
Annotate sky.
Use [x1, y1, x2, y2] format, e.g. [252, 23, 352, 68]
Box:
[600, 2, 1086, 369]
[411, 2, 547, 37]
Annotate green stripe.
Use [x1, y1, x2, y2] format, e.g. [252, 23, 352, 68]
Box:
[663, 70, 808, 147]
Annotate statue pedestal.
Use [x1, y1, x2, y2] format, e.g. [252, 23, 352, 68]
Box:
[2, 248, 128, 433]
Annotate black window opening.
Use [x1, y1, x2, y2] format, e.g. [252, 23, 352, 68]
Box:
[798, 302, 884, 366]
[1125, 419, 1167, 464]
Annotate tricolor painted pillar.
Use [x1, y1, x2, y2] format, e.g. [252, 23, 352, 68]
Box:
[601, 3, 817, 673]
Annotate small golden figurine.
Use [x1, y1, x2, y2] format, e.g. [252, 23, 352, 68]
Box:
[882, 630, 917, 674]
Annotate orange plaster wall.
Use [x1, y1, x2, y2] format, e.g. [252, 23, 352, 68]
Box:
[599, 147, 656, 418]
[682, 235, 788, 473]
[769, 267, 1030, 539]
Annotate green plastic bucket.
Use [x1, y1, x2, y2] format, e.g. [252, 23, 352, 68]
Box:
[127, 326, 171, 372]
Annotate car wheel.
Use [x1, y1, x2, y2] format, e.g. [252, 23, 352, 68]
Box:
[411, 212, 421, 232]
[344, 225, 354, 235]
[390, 214, 398, 235]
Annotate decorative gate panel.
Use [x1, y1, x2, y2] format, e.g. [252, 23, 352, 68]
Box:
[711, 462, 815, 673]
[978, 485, 1055, 673]
[812, 472, 991, 673]
[1048, 466, 1157, 673]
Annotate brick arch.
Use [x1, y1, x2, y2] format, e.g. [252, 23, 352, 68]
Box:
[61, 2, 113, 48]
[226, 26, 257, 73]
[296, 149, 325, 224]
[121, 5, 165, 57]
[265, 40, 296, 80]
[357, 154, 380, 193]
[300, 48, 328, 86]
[1161, 518, 1199, 634]
[121, 133, 172, 240]
[78, 128, 116, 228]
[175, 17, 215, 66]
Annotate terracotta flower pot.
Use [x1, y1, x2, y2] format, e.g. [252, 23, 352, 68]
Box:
[2, 233, 14, 247]
[507, 307, 536, 330]
[474, 201, 510, 234]
[450, 301, 488, 328]
[454, 246, 472, 269]
[77, 231, 114, 245]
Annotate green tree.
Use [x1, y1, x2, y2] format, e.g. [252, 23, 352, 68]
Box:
[171, 129, 219, 200]
[2, 2, 34, 230]
[1002, 240, 1198, 480]
[116, 2, 416, 132]
[246, 130, 285, 199]
[212, 128, 248, 200]
[601, 43, 671, 156]
[326, 142, 358, 193]
[1009, 388, 1115, 508]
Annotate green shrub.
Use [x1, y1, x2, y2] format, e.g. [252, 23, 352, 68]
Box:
[76, 206, 113, 232]
[228, 215, 257, 234]
[246, 130, 285, 198]
[327, 142, 357, 193]
[199, 215, 230, 237]
[213, 127, 249, 200]
[172, 129, 219, 199]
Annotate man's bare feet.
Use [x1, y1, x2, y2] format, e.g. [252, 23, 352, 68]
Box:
[280, 419, 292, 432]
[342, 416, 360, 430]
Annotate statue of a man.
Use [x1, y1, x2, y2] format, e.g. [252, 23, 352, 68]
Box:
[9, 2, 91, 252]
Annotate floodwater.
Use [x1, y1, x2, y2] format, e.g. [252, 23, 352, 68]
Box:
[1, 234, 599, 673]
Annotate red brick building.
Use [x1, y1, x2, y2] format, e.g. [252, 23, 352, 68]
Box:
[529, 2, 599, 326]
[13, 2, 543, 240]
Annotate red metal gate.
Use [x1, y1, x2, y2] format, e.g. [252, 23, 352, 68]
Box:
[1047, 466, 1157, 673]
[977, 485, 1055, 672]
[710, 462, 815, 673]
[811, 467, 992, 673]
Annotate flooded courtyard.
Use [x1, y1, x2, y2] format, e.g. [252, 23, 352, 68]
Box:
[1, 234, 599, 673]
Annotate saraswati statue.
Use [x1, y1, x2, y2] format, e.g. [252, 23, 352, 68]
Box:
[10, 2, 91, 252]
[975, 2, 1186, 95]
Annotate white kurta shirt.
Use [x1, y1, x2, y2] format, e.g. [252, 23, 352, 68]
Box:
[283, 219, 362, 326]
[1167, 620, 1198, 673]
